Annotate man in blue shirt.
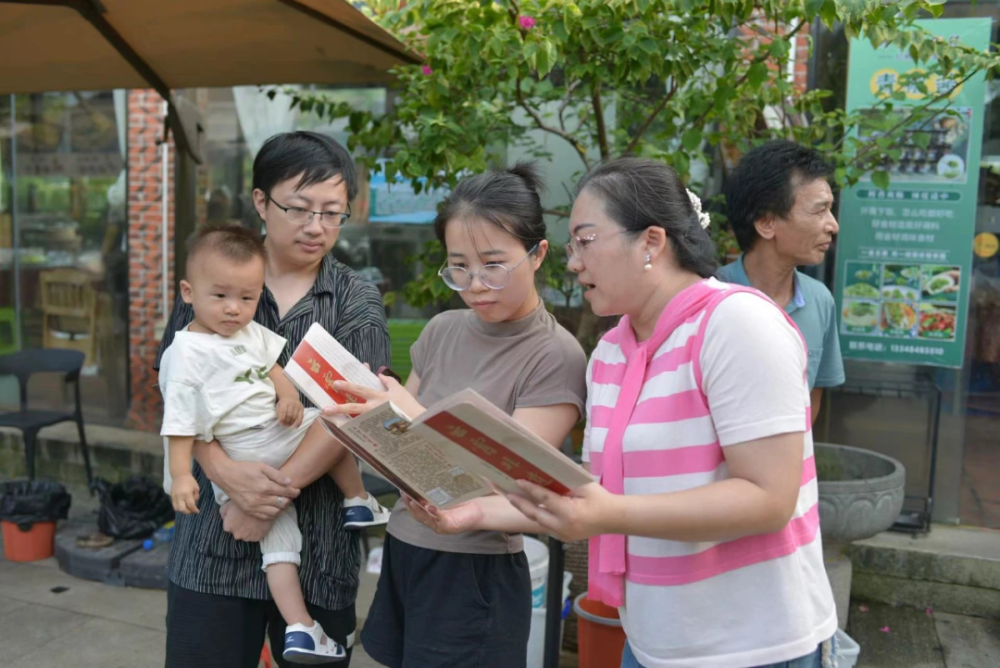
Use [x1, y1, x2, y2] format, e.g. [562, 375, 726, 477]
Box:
[718, 140, 845, 421]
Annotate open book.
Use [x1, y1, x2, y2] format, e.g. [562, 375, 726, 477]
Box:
[283, 323, 595, 509]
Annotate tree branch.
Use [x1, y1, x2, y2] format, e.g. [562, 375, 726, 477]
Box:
[837, 68, 979, 157]
[507, 0, 520, 23]
[558, 79, 583, 133]
[689, 18, 809, 131]
[543, 208, 570, 218]
[622, 83, 679, 155]
[591, 80, 610, 161]
[561, 182, 575, 203]
[516, 76, 592, 171]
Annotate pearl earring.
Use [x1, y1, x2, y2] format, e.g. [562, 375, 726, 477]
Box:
[643, 253, 652, 271]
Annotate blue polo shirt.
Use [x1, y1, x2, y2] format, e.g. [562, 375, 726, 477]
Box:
[717, 255, 845, 390]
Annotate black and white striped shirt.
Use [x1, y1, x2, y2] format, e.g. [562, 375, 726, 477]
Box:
[154, 253, 391, 611]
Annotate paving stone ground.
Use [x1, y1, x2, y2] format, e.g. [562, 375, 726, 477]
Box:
[1, 489, 994, 668]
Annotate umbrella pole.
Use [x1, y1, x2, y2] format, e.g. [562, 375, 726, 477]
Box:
[543, 536, 565, 668]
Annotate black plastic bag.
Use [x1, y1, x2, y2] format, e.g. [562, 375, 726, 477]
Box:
[93, 476, 173, 540]
[0, 480, 71, 531]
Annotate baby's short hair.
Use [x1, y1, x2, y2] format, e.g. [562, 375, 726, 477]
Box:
[186, 224, 265, 276]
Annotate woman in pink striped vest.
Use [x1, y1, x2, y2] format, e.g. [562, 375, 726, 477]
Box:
[406, 158, 837, 668]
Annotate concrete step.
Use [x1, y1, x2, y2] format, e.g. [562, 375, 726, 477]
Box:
[850, 525, 1000, 619]
[0, 423, 164, 486]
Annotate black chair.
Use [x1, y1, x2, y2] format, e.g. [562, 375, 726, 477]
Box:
[0, 349, 92, 485]
[360, 471, 399, 557]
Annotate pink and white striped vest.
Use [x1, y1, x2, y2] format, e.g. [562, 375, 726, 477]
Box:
[584, 278, 837, 667]
[586, 278, 821, 603]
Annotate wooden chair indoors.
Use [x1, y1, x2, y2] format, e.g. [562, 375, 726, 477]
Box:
[39, 269, 98, 367]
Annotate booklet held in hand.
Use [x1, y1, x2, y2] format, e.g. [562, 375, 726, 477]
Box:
[284, 324, 594, 508]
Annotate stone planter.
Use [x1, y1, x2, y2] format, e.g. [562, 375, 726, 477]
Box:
[815, 442, 906, 629]
[816, 443, 906, 544]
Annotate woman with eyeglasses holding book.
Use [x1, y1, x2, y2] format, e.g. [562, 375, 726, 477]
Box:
[325, 163, 587, 668]
[406, 158, 837, 668]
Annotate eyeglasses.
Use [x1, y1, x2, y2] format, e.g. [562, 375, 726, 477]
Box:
[564, 229, 629, 259]
[438, 244, 539, 291]
[268, 196, 351, 229]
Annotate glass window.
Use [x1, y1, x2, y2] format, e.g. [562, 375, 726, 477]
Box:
[961, 6, 1000, 529]
[190, 85, 388, 233]
[0, 91, 129, 425]
[190, 85, 442, 320]
[0, 95, 16, 405]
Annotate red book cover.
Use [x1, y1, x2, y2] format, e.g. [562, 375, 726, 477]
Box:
[290, 340, 366, 415]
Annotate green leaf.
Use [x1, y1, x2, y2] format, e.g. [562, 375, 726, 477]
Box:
[673, 151, 691, 178]
[682, 128, 703, 151]
[911, 131, 932, 149]
[639, 37, 658, 54]
[820, 0, 838, 28]
[536, 43, 551, 77]
[540, 39, 558, 77]
[489, 36, 504, 57]
[553, 20, 569, 41]
[805, 0, 824, 17]
[748, 62, 768, 88]
[872, 170, 890, 191]
[523, 41, 538, 70]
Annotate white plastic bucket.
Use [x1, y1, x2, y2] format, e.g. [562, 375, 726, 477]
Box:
[526, 571, 573, 668]
[523, 536, 549, 608]
[834, 629, 860, 668]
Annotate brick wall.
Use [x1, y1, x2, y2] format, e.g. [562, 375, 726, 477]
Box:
[794, 33, 810, 91]
[738, 22, 811, 91]
[126, 90, 174, 431]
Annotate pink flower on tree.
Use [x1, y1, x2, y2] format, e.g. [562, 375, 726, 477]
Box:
[520, 15, 536, 30]
[421, 65, 433, 76]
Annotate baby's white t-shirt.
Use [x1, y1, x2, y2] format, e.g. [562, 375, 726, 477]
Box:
[158, 321, 288, 442]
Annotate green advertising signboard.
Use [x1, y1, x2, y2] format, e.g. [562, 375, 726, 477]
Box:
[836, 18, 991, 368]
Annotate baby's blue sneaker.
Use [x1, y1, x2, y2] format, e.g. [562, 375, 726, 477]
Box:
[343, 494, 391, 530]
[283, 621, 346, 664]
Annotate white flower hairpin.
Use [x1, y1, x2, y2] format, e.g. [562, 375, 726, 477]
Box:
[686, 189, 711, 229]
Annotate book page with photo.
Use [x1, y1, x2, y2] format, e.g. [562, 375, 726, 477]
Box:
[408, 389, 595, 501]
[329, 402, 493, 509]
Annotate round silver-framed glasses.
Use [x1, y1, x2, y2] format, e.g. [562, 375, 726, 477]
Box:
[438, 244, 539, 291]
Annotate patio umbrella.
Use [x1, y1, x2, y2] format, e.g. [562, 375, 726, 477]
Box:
[0, 0, 419, 160]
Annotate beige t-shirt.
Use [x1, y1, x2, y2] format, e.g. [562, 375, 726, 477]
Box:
[386, 302, 588, 554]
